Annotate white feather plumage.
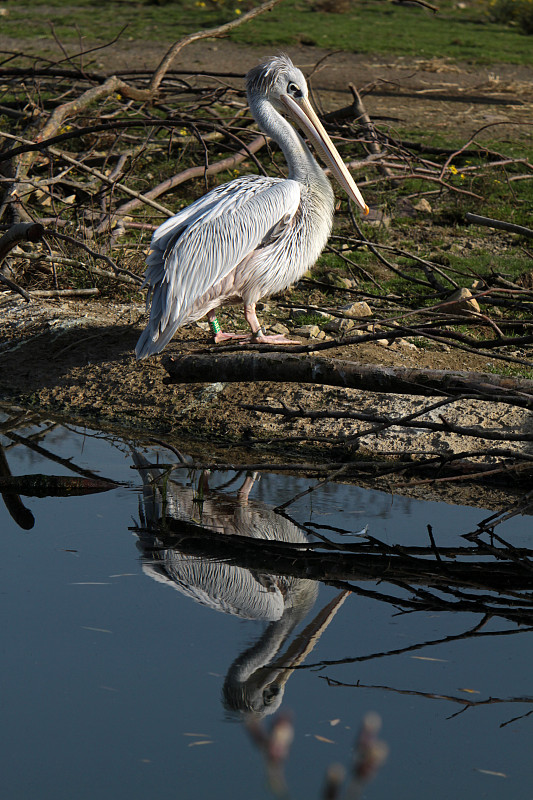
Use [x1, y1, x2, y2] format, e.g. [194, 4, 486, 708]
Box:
[136, 54, 365, 359]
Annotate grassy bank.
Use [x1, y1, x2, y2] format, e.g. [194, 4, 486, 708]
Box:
[3, 0, 532, 65]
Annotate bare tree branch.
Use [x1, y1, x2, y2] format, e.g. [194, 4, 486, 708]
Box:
[148, 0, 284, 95]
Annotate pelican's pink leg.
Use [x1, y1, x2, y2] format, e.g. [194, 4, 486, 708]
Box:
[236, 472, 258, 505]
[244, 303, 301, 345]
[207, 309, 248, 343]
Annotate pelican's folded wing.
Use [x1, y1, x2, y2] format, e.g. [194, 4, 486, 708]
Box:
[136, 177, 301, 358]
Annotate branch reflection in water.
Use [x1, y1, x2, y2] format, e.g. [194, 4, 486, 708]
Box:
[132, 451, 349, 717]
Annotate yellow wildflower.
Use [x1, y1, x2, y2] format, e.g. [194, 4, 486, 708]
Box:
[449, 164, 458, 175]
[235, 7, 242, 13]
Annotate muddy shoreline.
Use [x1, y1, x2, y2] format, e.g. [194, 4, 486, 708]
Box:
[1, 294, 531, 511]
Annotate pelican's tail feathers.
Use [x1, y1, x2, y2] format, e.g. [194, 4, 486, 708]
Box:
[135, 313, 180, 360]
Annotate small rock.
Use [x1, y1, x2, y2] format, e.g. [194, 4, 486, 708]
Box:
[340, 301, 372, 319]
[336, 276, 354, 290]
[327, 273, 353, 290]
[376, 338, 390, 347]
[323, 318, 356, 334]
[270, 322, 290, 336]
[339, 319, 356, 333]
[442, 287, 481, 314]
[196, 322, 209, 331]
[413, 198, 432, 213]
[316, 330, 327, 340]
[396, 338, 418, 350]
[292, 324, 321, 338]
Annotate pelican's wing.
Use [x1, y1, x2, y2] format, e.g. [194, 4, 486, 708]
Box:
[136, 176, 301, 358]
[142, 557, 286, 620]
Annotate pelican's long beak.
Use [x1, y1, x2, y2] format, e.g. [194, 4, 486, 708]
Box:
[281, 93, 369, 215]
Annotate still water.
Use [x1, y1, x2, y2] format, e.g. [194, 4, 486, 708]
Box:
[2, 415, 532, 799]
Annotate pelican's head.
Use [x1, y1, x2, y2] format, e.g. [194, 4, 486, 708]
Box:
[246, 55, 369, 215]
[246, 54, 309, 111]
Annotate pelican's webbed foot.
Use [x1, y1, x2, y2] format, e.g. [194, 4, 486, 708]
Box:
[252, 325, 301, 345]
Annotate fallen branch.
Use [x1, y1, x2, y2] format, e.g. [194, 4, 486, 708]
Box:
[132, 515, 533, 623]
[241, 402, 533, 443]
[0, 222, 44, 300]
[109, 134, 268, 223]
[465, 212, 533, 239]
[348, 83, 393, 179]
[24, 288, 99, 298]
[0, 77, 141, 223]
[163, 351, 533, 408]
[148, 0, 284, 95]
[0, 222, 44, 264]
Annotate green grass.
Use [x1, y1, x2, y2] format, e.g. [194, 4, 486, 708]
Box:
[292, 312, 329, 326]
[232, 0, 533, 64]
[3, 0, 532, 66]
[485, 362, 533, 379]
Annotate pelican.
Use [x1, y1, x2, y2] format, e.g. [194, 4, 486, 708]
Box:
[133, 454, 349, 716]
[135, 54, 368, 359]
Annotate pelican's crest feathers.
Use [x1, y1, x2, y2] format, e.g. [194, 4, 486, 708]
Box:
[245, 54, 299, 97]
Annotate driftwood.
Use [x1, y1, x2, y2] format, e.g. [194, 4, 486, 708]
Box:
[133, 514, 533, 625]
[0, 474, 116, 497]
[0, 442, 35, 530]
[465, 212, 533, 239]
[163, 352, 533, 409]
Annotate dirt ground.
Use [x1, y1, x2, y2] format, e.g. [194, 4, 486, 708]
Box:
[1, 34, 532, 135]
[1, 290, 531, 477]
[1, 39, 532, 507]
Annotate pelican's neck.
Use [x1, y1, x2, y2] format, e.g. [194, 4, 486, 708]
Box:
[251, 96, 326, 187]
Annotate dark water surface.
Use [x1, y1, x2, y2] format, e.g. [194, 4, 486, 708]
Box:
[2, 416, 532, 799]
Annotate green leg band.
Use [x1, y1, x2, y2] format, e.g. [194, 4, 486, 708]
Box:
[209, 317, 221, 335]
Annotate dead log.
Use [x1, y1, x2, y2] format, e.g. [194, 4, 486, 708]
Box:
[0, 474, 116, 497]
[135, 517, 533, 605]
[163, 351, 533, 408]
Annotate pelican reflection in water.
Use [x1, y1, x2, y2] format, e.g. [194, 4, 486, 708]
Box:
[134, 453, 349, 716]
[136, 54, 368, 357]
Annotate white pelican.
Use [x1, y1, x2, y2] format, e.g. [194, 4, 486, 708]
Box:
[135, 54, 368, 359]
[133, 456, 349, 716]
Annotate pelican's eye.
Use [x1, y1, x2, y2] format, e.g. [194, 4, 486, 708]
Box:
[263, 685, 281, 706]
[287, 81, 303, 98]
